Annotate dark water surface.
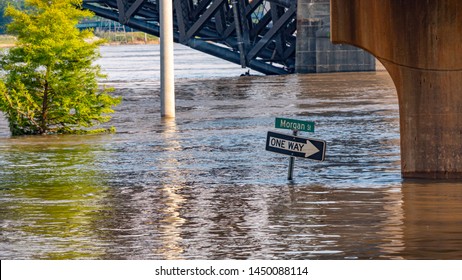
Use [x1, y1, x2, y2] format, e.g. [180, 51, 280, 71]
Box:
[1, 45, 462, 259]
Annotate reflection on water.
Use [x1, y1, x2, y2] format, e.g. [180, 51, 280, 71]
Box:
[0, 136, 110, 259]
[1, 45, 462, 259]
[401, 182, 462, 259]
[156, 119, 186, 259]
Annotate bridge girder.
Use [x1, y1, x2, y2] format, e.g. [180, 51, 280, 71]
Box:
[82, 0, 298, 75]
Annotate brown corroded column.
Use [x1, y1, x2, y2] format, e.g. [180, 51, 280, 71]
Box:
[331, 0, 462, 179]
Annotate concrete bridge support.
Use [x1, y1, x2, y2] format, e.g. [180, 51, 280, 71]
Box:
[331, 0, 462, 179]
[296, 0, 375, 73]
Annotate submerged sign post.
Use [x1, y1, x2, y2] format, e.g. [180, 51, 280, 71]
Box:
[266, 117, 326, 180]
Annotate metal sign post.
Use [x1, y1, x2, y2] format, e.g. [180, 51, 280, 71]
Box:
[287, 130, 298, 180]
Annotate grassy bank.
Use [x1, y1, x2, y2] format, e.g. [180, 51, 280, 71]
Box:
[0, 35, 16, 48]
[1, 32, 158, 49]
[95, 31, 159, 45]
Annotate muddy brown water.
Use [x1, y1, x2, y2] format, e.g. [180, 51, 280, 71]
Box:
[1, 45, 462, 259]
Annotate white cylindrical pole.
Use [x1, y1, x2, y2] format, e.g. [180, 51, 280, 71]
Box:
[160, 0, 175, 118]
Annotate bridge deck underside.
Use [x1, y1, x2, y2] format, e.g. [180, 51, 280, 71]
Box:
[82, 0, 298, 75]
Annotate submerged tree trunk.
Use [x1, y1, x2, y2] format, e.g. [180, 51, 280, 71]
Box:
[40, 79, 49, 134]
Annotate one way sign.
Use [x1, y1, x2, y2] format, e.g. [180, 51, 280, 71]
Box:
[266, 131, 326, 161]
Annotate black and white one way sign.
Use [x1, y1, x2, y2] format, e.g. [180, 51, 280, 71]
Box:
[266, 131, 326, 161]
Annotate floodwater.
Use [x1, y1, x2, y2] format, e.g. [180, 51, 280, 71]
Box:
[1, 44, 462, 260]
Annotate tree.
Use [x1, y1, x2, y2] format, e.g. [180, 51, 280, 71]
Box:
[0, 1, 25, 34]
[0, 0, 120, 136]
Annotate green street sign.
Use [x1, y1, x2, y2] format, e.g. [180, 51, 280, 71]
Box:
[275, 117, 315, 132]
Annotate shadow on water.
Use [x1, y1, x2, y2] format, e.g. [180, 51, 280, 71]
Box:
[1, 45, 462, 259]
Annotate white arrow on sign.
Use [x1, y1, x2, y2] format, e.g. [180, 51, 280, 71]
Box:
[301, 140, 319, 157]
[268, 136, 320, 158]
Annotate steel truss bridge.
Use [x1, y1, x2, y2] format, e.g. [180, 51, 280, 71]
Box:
[82, 0, 298, 75]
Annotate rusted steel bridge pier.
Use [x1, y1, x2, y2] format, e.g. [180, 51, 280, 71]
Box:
[331, 0, 462, 179]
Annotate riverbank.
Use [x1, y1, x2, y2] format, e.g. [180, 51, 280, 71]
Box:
[94, 31, 159, 45]
[0, 32, 159, 49]
[0, 35, 16, 48]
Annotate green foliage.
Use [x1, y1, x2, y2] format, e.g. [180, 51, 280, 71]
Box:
[0, 0, 120, 136]
[0, 1, 25, 34]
